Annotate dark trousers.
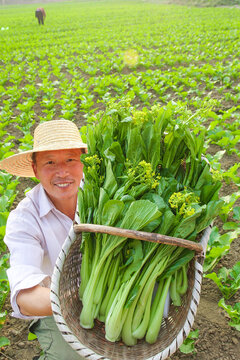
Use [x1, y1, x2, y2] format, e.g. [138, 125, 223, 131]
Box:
[36, 10, 44, 25]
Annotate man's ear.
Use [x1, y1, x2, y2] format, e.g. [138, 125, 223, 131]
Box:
[32, 162, 39, 179]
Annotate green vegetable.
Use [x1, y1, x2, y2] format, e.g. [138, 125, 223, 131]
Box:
[78, 100, 224, 345]
[79, 199, 161, 329]
[179, 329, 199, 354]
[145, 276, 172, 344]
[218, 298, 240, 331]
[204, 226, 239, 273]
[205, 261, 240, 299]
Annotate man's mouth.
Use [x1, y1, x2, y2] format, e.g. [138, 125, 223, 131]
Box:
[54, 182, 73, 188]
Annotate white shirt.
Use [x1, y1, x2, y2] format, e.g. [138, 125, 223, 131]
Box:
[4, 183, 77, 320]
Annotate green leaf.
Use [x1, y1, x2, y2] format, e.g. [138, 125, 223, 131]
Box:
[0, 336, 10, 347]
[125, 284, 140, 308]
[103, 160, 118, 198]
[223, 222, 239, 230]
[218, 298, 240, 330]
[120, 200, 161, 231]
[208, 226, 220, 247]
[233, 206, 240, 221]
[104, 142, 125, 163]
[0, 172, 12, 187]
[0, 269, 8, 282]
[204, 245, 230, 273]
[195, 199, 224, 234]
[126, 127, 146, 165]
[179, 329, 199, 354]
[122, 240, 143, 282]
[188, 329, 199, 339]
[173, 205, 202, 239]
[162, 249, 194, 280]
[220, 191, 240, 221]
[28, 332, 37, 341]
[0, 196, 9, 212]
[0, 213, 8, 227]
[101, 200, 125, 227]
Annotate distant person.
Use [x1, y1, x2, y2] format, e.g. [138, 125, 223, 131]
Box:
[35, 8, 46, 25]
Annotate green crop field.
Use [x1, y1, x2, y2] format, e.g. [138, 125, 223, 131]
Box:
[0, 0, 239, 358]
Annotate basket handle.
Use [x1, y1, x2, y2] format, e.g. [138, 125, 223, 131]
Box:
[74, 224, 203, 254]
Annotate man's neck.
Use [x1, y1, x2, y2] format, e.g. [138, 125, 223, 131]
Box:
[45, 192, 77, 221]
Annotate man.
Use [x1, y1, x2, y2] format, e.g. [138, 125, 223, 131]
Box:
[35, 8, 46, 25]
[0, 120, 87, 359]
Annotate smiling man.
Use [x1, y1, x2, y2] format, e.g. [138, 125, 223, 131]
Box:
[32, 149, 83, 220]
[0, 120, 87, 360]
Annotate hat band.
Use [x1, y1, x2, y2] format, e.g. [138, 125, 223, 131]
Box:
[33, 140, 87, 152]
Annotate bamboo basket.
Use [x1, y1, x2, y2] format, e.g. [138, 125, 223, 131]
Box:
[50, 223, 212, 360]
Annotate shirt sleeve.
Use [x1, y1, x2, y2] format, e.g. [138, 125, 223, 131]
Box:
[4, 206, 50, 320]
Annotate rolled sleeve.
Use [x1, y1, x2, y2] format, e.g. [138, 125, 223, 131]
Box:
[9, 270, 49, 320]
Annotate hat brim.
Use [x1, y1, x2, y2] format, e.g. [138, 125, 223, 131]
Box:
[0, 144, 87, 178]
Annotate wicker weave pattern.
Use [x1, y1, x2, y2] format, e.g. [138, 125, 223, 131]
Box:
[50, 225, 212, 360]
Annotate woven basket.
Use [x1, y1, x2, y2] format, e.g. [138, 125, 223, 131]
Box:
[50, 224, 212, 360]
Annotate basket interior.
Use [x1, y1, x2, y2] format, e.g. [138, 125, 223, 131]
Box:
[59, 233, 196, 360]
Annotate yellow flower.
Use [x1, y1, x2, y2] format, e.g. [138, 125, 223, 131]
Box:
[126, 160, 161, 190]
[210, 169, 223, 181]
[168, 189, 199, 218]
[185, 208, 195, 218]
[132, 110, 148, 126]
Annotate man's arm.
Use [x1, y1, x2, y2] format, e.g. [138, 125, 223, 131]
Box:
[17, 285, 52, 317]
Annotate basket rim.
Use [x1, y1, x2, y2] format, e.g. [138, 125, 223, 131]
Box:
[50, 225, 212, 360]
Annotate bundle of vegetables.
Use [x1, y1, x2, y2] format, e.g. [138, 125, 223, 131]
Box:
[77, 99, 223, 345]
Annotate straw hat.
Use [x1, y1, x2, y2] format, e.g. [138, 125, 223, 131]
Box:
[0, 120, 87, 178]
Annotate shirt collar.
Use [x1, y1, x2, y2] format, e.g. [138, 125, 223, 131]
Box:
[33, 184, 56, 218]
[25, 183, 54, 218]
[27, 183, 81, 220]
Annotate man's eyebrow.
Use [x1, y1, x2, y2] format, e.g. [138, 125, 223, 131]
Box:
[40, 154, 55, 159]
[65, 151, 81, 156]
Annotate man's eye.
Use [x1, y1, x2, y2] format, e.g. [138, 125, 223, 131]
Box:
[46, 161, 54, 165]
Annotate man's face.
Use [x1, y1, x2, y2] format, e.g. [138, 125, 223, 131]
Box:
[32, 149, 83, 209]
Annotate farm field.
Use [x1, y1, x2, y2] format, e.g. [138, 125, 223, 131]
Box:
[0, 0, 240, 359]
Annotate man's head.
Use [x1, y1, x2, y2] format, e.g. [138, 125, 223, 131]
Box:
[32, 148, 84, 210]
[0, 119, 87, 178]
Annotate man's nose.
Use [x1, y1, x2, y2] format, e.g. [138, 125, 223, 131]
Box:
[55, 163, 69, 176]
